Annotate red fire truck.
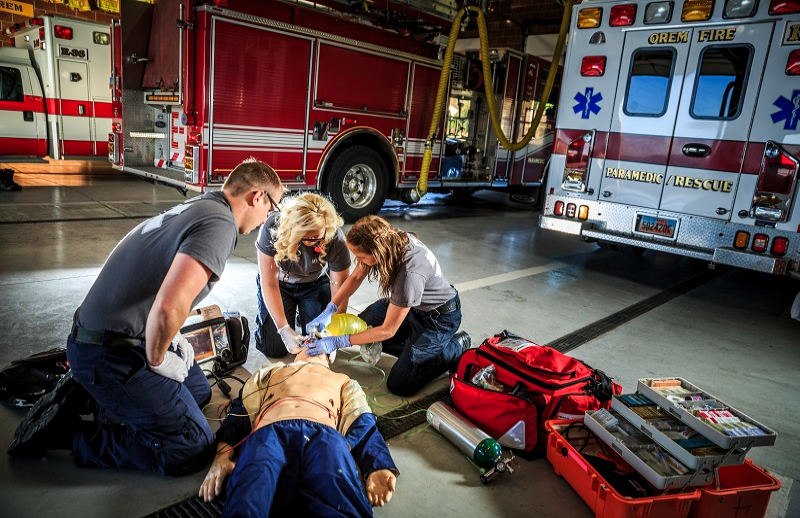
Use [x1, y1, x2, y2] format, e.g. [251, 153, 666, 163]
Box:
[110, 0, 562, 220]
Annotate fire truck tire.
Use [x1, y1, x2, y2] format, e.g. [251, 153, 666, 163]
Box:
[326, 145, 387, 222]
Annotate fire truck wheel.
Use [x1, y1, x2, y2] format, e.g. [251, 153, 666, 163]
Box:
[326, 145, 387, 222]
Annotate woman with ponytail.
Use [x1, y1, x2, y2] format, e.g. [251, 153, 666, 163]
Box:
[305, 215, 470, 396]
[255, 193, 351, 357]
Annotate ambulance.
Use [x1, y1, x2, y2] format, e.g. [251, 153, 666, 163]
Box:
[539, 0, 800, 277]
[0, 16, 112, 160]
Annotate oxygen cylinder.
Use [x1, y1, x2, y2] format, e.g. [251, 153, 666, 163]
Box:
[426, 402, 502, 469]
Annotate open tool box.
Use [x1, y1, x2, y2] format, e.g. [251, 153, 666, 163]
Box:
[546, 419, 701, 518]
[584, 377, 776, 493]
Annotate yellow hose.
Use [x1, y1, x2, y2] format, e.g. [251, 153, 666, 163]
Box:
[416, 1, 573, 198]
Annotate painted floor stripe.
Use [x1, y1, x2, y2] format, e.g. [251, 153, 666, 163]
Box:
[454, 261, 570, 294]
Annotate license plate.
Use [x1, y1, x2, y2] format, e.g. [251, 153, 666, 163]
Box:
[634, 214, 678, 239]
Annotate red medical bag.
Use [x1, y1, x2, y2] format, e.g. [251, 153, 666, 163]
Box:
[450, 331, 621, 454]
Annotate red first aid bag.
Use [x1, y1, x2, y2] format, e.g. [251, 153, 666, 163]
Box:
[450, 330, 621, 454]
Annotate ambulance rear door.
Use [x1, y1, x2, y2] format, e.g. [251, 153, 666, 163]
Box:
[600, 27, 691, 210]
[660, 22, 774, 220]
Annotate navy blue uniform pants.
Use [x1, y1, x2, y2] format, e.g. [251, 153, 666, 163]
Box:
[359, 296, 462, 397]
[67, 337, 214, 476]
[223, 420, 373, 518]
[255, 274, 331, 357]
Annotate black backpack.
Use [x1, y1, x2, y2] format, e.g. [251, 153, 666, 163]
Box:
[0, 348, 70, 408]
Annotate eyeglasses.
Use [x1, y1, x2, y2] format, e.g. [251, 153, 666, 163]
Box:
[301, 231, 326, 246]
[266, 191, 281, 213]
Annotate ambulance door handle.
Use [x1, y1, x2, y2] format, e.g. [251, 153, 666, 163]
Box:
[682, 144, 711, 158]
[23, 111, 34, 122]
[78, 105, 86, 116]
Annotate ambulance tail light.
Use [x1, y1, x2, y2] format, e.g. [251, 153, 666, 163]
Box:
[610, 4, 637, 25]
[752, 234, 768, 253]
[771, 237, 789, 256]
[581, 56, 607, 76]
[563, 131, 594, 193]
[733, 231, 749, 249]
[39, 28, 45, 40]
[787, 50, 800, 75]
[578, 8, 603, 28]
[682, 0, 714, 21]
[578, 205, 590, 220]
[554, 201, 565, 216]
[29, 18, 44, 26]
[751, 142, 799, 222]
[566, 203, 577, 218]
[54, 26, 73, 40]
[768, 0, 800, 13]
[188, 132, 202, 146]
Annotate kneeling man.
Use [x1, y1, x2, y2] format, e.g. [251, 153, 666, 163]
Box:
[200, 347, 398, 517]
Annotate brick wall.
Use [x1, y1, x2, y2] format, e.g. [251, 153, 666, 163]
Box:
[462, 0, 564, 51]
[1, 1, 116, 47]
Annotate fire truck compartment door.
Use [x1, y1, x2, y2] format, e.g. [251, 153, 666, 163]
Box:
[600, 28, 691, 209]
[57, 60, 92, 157]
[0, 63, 45, 156]
[661, 22, 774, 220]
[209, 19, 312, 184]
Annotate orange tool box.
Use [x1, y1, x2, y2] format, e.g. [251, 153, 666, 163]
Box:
[546, 419, 701, 518]
[689, 459, 781, 518]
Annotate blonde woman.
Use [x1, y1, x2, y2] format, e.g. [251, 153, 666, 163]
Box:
[306, 215, 470, 396]
[255, 193, 351, 357]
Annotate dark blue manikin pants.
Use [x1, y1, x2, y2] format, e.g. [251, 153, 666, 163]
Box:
[255, 274, 331, 357]
[359, 296, 462, 397]
[67, 337, 213, 476]
[223, 420, 373, 518]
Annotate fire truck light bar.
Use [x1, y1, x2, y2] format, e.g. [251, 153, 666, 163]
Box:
[769, 0, 800, 14]
[145, 94, 180, 103]
[752, 234, 769, 253]
[578, 8, 603, 28]
[54, 26, 73, 40]
[724, 0, 758, 17]
[610, 4, 637, 26]
[682, 0, 714, 21]
[787, 50, 800, 75]
[771, 237, 789, 256]
[733, 231, 750, 249]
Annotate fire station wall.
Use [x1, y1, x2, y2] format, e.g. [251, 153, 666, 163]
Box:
[1, 1, 115, 48]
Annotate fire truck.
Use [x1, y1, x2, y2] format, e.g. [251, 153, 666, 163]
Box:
[0, 16, 112, 160]
[539, 0, 800, 277]
[110, 0, 562, 220]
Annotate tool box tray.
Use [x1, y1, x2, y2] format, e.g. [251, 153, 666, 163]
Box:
[637, 378, 777, 450]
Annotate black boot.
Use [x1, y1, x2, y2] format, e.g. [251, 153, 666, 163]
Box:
[0, 169, 21, 192]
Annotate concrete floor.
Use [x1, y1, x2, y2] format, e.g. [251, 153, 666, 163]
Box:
[0, 166, 797, 517]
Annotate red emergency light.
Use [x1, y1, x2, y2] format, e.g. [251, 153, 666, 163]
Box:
[610, 4, 637, 25]
[554, 201, 565, 216]
[54, 25, 73, 40]
[188, 132, 202, 146]
[758, 147, 798, 195]
[752, 234, 768, 253]
[768, 0, 800, 13]
[29, 18, 44, 26]
[40, 28, 45, 40]
[581, 56, 606, 76]
[787, 50, 800, 75]
[771, 237, 789, 256]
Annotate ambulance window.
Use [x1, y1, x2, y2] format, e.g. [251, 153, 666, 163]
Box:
[624, 48, 675, 117]
[691, 46, 752, 120]
[0, 67, 24, 103]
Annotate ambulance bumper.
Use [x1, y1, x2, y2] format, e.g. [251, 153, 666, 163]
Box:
[540, 215, 791, 275]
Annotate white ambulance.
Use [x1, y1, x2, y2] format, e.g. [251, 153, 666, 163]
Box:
[539, 0, 800, 277]
[0, 16, 112, 160]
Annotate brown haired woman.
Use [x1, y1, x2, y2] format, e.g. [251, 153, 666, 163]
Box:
[305, 215, 471, 396]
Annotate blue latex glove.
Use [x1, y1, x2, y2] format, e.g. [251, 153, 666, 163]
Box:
[306, 302, 338, 334]
[306, 334, 351, 356]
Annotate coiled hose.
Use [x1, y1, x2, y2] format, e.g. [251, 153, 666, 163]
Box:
[416, 1, 573, 199]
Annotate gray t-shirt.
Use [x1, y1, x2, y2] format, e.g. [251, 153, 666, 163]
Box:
[255, 212, 351, 284]
[76, 191, 238, 338]
[390, 235, 456, 311]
